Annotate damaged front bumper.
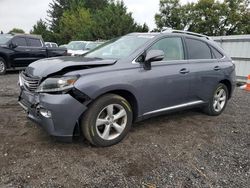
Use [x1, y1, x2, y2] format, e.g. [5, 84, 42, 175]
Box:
[18, 88, 88, 142]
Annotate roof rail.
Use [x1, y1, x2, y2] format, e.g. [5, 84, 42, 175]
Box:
[161, 28, 212, 40]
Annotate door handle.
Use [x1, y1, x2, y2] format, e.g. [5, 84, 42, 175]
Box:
[214, 66, 221, 71]
[24, 49, 31, 52]
[179, 68, 190, 74]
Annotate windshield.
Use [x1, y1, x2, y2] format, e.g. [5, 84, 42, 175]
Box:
[85, 42, 100, 50]
[84, 35, 154, 59]
[67, 41, 86, 50]
[0, 34, 13, 45]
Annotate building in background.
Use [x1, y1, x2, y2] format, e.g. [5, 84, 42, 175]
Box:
[213, 35, 250, 82]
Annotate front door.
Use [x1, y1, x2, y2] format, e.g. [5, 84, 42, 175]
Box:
[10, 36, 31, 67]
[136, 37, 192, 115]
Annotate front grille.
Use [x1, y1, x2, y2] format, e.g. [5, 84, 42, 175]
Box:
[20, 72, 40, 92]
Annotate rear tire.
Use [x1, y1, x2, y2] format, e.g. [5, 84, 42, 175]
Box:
[81, 94, 133, 147]
[0, 57, 7, 75]
[203, 83, 228, 116]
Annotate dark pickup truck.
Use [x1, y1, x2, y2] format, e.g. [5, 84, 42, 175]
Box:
[0, 34, 67, 75]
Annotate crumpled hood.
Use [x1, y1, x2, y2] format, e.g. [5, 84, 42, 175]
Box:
[25, 56, 116, 78]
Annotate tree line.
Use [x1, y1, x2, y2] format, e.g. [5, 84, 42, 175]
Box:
[155, 0, 250, 35]
[31, 0, 149, 45]
[4, 0, 250, 45]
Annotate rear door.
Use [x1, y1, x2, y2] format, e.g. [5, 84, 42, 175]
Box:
[184, 37, 224, 102]
[26, 37, 47, 63]
[137, 36, 193, 115]
[10, 36, 31, 67]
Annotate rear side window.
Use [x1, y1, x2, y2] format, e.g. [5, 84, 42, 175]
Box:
[186, 38, 212, 59]
[12, 37, 27, 46]
[211, 46, 224, 59]
[28, 38, 42, 47]
[51, 43, 58, 48]
[149, 37, 184, 61]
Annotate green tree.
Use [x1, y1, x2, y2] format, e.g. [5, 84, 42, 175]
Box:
[155, 0, 250, 36]
[8, 28, 25, 34]
[92, 1, 149, 40]
[47, 0, 108, 33]
[30, 19, 57, 42]
[33, 0, 149, 44]
[59, 7, 94, 43]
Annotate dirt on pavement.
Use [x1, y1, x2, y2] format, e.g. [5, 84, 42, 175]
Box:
[0, 72, 249, 188]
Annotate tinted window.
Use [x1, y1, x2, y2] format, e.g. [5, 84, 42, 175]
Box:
[12, 37, 27, 46]
[149, 37, 184, 61]
[51, 43, 58, 48]
[186, 38, 212, 59]
[211, 46, 224, 59]
[28, 38, 42, 47]
[0, 34, 13, 45]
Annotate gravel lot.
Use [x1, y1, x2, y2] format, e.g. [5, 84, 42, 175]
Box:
[0, 72, 249, 188]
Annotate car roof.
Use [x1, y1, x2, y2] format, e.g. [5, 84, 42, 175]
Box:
[10, 33, 42, 39]
[128, 30, 212, 42]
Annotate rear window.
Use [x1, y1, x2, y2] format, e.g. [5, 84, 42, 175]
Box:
[12, 37, 27, 46]
[51, 43, 58, 48]
[186, 38, 212, 59]
[28, 38, 42, 47]
[211, 46, 224, 59]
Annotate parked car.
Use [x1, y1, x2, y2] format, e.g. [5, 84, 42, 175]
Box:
[59, 44, 68, 48]
[82, 41, 104, 54]
[18, 30, 235, 146]
[66, 41, 88, 56]
[45, 42, 58, 48]
[0, 34, 67, 75]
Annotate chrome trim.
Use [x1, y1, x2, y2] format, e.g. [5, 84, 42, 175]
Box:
[18, 101, 28, 112]
[20, 72, 40, 92]
[143, 100, 204, 116]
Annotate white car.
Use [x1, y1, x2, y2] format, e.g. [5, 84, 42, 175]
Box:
[67, 41, 104, 56]
[45, 42, 58, 48]
[83, 41, 104, 54]
[67, 41, 88, 56]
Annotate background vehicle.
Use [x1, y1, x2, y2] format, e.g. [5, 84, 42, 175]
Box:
[45, 42, 58, 48]
[66, 41, 104, 56]
[0, 34, 67, 75]
[59, 44, 68, 48]
[82, 41, 104, 54]
[66, 41, 88, 56]
[18, 30, 235, 147]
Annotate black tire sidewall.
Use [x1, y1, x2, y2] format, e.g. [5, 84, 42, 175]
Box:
[0, 57, 7, 75]
[82, 94, 133, 147]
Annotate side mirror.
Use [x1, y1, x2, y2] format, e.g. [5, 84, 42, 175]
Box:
[143, 50, 164, 70]
[9, 42, 18, 49]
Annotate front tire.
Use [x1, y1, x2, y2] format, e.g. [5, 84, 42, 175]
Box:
[81, 94, 133, 147]
[203, 83, 228, 116]
[0, 57, 7, 75]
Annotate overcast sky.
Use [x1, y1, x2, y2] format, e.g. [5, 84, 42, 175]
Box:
[0, 0, 196, 33]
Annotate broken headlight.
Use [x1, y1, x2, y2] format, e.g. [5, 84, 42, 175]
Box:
[36, 76, 78, 93]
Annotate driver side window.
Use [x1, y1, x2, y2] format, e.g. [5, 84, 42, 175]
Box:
[149, 37, 184, 61]
[12, 37, 27, 47]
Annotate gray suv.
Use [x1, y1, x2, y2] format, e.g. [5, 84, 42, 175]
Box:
[18, 30, 235, 146]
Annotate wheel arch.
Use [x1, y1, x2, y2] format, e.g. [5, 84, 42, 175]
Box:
[91, 89, 139, 122]
[219, 79, 232, 99]
[0, 54, 9, 68]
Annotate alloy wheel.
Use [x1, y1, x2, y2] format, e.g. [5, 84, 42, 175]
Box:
[213, 88, 227, 112]
[0, 61, 5, 73]
[96, 104, 127, 140]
